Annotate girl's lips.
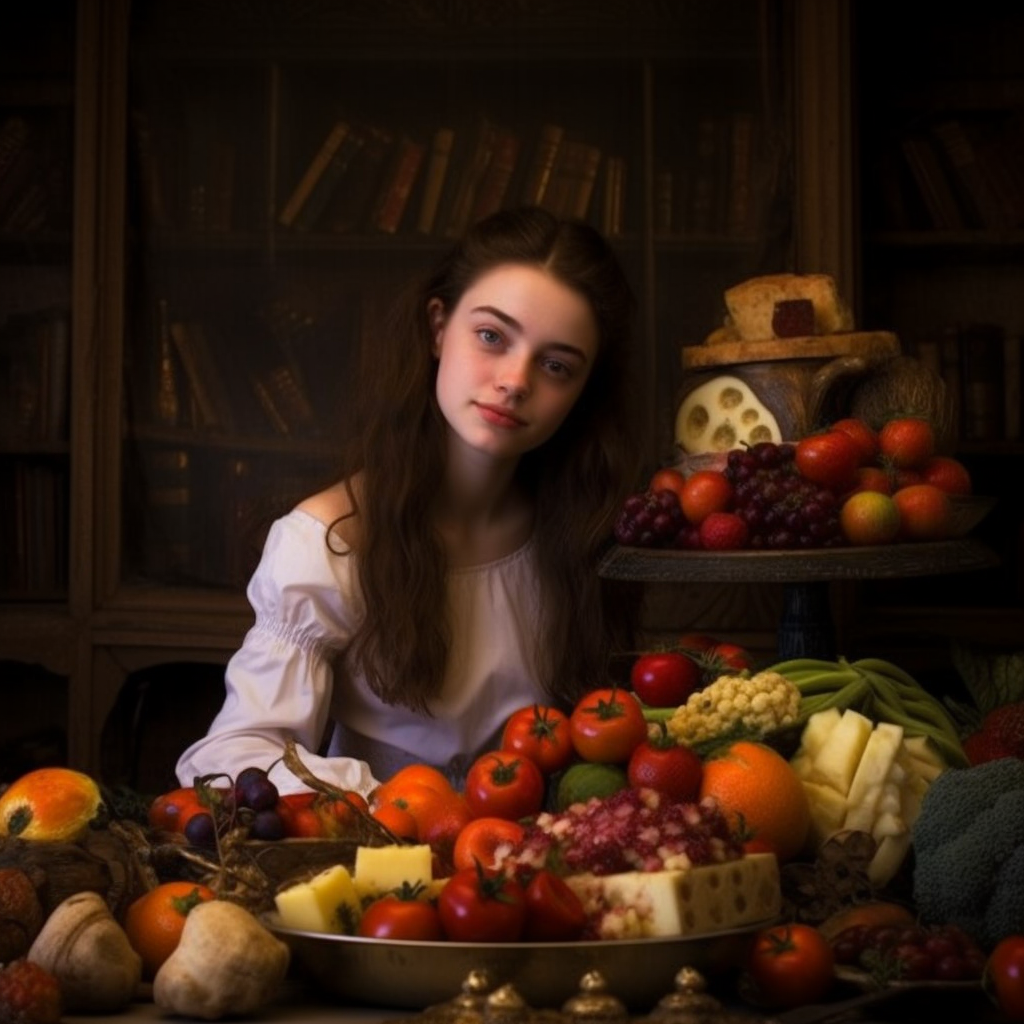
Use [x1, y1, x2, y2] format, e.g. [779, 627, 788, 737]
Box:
[475, 402, 527, 428]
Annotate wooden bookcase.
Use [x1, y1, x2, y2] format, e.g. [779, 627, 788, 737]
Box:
[840, 2, 1024, 689]
[1, 0, 864, 784]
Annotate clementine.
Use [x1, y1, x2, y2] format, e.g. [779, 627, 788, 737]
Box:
[371, 802, 419, 840]
[124, 880, 216, 979]
[371, 763, 454, 808]
[698, 740, 810, 862]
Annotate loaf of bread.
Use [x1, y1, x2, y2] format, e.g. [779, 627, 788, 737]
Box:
[723, 273, 854, 341]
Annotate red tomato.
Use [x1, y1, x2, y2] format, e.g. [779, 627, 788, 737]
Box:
[276, 792, 326, 838]
[746, 923, 835, 1009]
[677, 632, 719, 656]
[649, 467, 688, 506]
[878, 416, 935, 470]
[985, 935, 1024, 1021]
[629, 651, 701, 708]
[523, 869, 588, 942]
[919, 454, 972, 495]
[148, 787, 203, 832]
[358, 889, 443, 941]
[680, 470, 734, 525]
[437, 865, 527, 942]
[463, 751, 545, 821]
[708, 641, 754, 673]
[830, 417, 880, 465]
[501, 704, 574, 775]
[569, 687, 648, 764]
[794, 430, 862, 491]
[626, 736, 703, 803]
[452, 816, 526, 873]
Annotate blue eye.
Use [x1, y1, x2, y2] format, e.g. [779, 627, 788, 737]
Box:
[477, 328, 502, 346]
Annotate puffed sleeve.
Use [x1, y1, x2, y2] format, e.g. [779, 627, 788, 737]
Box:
[175, 511, 380, 796]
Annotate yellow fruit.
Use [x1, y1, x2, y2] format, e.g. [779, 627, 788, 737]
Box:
[0, 767, 103, 842]
[840, 490, 901, 546]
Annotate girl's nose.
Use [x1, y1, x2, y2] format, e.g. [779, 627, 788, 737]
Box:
[495, 356, 530, 398]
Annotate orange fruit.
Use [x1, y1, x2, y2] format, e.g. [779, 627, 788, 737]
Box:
[892, 483, 952, 541]
[371, 802, 419, 840]
[680, 470, 734, 525]
[698, 740, 810, 862]
[840, 490, 901, 546]
[371, 764, 454, 808]
[124, 880, 216, 979]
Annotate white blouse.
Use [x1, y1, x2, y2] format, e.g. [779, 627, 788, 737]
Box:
[175, 509, 548, 795]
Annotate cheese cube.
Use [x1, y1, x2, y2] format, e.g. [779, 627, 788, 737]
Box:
[274, 864, 361, 934]
[354, 843, 432, 898]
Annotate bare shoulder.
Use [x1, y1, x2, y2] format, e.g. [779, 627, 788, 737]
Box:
[296, 477, 363, 548]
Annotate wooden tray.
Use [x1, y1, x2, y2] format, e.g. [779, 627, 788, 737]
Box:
[681, 330, 900, 369]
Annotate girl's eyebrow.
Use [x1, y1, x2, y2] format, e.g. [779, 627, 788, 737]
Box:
[470, 305, 589, 361]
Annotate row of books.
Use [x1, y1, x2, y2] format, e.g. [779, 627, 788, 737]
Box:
[0, 113, 71, 234]
[136, 443, 316, 589]
[276, 116, 627, 239]
[875, 113, 1024, 232]
[148, 299, 328, 442]
[912, 323, 1022, 442]
[653, 113, 759, 238]
[0, 307, 70, 443]
[0, 459, 68, 595]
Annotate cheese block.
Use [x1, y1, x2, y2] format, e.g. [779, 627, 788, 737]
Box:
[353, 843, 433, 899]
[724, 273, 853, 341]
[274, 863, 362, 934]
[564, 853, 781, 940]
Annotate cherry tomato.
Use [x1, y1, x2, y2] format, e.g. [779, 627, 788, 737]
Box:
[985, 935, 1024, 1021]
[358, 887, 444, 941]
[629, 651, 702, 708]
[500, 704, 574, 775]
[676, 632, 719, 656]
[878, 416, 935, 470]
[746, 923, 835, 1009]
[569, 687, 648, 764]
[523, 869, 588, 942]
[463, 751, 545, 821]
[276, 791, 326, 838]
[649, 468, 687, 506]
[452, 816, 526, 873]
[830, 417, 880, 465]
[437, 864, 526, 943]
[708, 642, 754, 674]
[626, 734, 703, 803]
[148, 787, 203, 832]
[794, 430, 862, 491]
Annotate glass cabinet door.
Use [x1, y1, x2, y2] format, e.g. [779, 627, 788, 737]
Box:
[119, 0, 793, 596]
[0, 4, 75, 602]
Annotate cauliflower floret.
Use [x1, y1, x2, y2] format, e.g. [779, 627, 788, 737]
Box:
[666, 671, 801, 748]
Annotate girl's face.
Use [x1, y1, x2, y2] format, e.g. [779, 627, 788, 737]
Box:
[430, 264, 599, 462]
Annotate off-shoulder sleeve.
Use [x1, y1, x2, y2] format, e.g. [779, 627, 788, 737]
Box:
[175, 511, 379, 796]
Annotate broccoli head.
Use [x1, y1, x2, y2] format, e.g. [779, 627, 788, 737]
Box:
[912, 757, 1024, 949]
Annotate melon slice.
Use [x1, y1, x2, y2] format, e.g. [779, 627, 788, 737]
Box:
[675, 374, 781, 454]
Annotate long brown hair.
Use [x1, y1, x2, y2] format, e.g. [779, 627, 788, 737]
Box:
[334, 207, 639, 712]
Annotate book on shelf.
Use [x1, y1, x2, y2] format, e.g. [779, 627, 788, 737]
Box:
[168, 320, 237, 434]
[326, 125, 394, 234]
[0, 307, 70, 443]
[976, 112, 1024, 230]
[1004, 333, 1022, 441]
[958, 322, 1004, 441]
[278, 119, 353, 229]
[686, 116, 726, 235]
[470, 127, 522, 222]
[141, 445, 193, 577]
[129, 109, 170, 228]
[371, 134, 427, 234]
[518, 123, 565, 209]
[597, 155, 626, 237]
[899, 132, 967, 231]
[416, 126, 456, 235]
[544, 139, 602, 221]
[726, 112, 755, 237]
[441, 118, 497, 239]
[938, 326, 963, 437]
[930, 119, 1006, 230]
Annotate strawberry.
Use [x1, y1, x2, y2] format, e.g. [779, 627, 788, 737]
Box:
[962, 729, 1015, 766]
[982, 700, 1024, 757]
[698, 511, 749, 550]
[0, 868, 44, 963]
[0, 960, 61, 1024]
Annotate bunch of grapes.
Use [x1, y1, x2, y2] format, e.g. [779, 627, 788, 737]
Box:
[724, 442, 844, 550]
[613, 489, 694, 549]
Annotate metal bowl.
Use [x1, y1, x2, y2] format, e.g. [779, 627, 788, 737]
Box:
[265, 915, 774, 1010]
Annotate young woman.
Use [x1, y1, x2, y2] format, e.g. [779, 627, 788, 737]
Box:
[176, 207, 639, 794]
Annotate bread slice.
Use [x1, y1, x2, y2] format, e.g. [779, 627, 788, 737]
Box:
[724, 273, 853, 341]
